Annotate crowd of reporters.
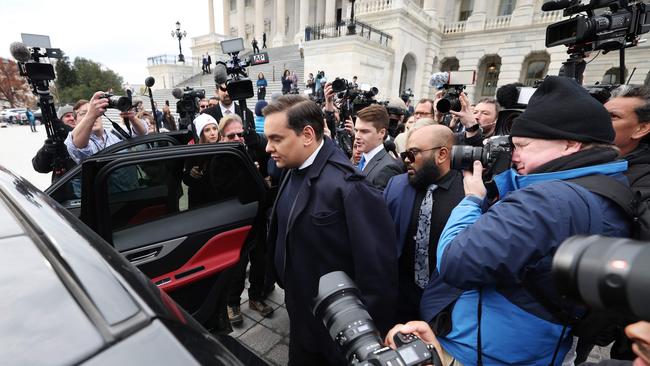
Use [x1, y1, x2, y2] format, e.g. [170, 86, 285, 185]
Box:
[30, 71, 650, 366]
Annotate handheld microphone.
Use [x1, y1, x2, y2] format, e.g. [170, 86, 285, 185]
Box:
[10, 42, 31, 63]
[145, 76, 155, 87]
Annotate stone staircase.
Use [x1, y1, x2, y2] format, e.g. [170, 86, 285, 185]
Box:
[102, 45, 306, 130]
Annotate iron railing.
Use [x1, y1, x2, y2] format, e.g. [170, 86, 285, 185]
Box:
[305, 19, 392, 48]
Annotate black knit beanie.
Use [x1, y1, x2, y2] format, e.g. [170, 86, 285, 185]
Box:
[510, 76, 614, 144]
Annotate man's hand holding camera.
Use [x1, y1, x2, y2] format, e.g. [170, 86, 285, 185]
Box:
[449, 93, 480, 138]
[464, 160, 487, 200]
[386, 321, 444, 366]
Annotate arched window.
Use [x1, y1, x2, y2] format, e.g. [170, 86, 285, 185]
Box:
[520, 52, 550, 86]
[499, 0, 516, 15]
[475, 55, 502, 98]
[440, 57, 460, 72]
[459, 0, 474, 21]
[482, 62, 500, 96]
[603, 67, 627, 85]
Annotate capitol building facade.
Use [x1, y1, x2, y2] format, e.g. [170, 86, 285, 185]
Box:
[154, 0, 650, 102]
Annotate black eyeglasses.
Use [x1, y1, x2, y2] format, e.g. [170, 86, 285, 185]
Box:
[399, 145, 444, 162]
[199, 104, 208, 109]
[225, 132, 244, 139]
[219, 86, 228, 92]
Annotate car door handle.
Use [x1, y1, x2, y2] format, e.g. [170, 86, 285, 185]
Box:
[126, 248, 160, 264]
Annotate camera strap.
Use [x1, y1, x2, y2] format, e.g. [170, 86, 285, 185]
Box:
[476, 288, 483, 366]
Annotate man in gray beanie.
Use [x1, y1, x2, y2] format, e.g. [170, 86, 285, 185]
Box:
[388, 76, 630, 365]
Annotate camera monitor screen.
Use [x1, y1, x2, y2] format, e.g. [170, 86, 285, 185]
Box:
[221, 38, 245, 54]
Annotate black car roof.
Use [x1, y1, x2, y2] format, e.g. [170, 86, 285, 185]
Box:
[0, 166, 151, 364]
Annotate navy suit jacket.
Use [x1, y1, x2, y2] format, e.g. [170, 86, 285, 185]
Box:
[267, 138, 398, 358]
[383, 172, 465, 322]
[363, 148, 404, 191]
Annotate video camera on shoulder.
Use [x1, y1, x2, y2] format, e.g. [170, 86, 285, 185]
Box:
[216, 37, 270, 101]
[428, 70, 476, 113]
[313, 271, 441, 366]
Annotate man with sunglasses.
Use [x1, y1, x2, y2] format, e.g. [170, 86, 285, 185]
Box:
[383, 124, 464, 324]
[409, 76, 629, 366]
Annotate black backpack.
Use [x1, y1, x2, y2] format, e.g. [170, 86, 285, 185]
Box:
[522, 174, 649, 351]
[569, 174, 650, 240]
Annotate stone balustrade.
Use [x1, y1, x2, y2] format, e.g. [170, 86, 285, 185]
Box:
[485, 15, 512, 30]
[443, 21, 467, 34]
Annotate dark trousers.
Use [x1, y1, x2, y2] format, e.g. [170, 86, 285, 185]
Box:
[288, 338, 333, 366]
[253, 45, 260, 53]
[258, 88, 266, 100]
[227, 234, 268, 306]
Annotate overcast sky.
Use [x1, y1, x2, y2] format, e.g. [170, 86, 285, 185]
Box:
[0, 0, 225, 84]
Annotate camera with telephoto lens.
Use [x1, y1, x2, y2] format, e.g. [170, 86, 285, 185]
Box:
[312, 271, 441, 366]
[451, 135, 513, 179]
[552, 235, 650, 321]
[101, 93, 132, 112]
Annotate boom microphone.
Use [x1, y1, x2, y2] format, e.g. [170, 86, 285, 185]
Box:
[145, 76, 155, 87]
[541, 0, 573, 11]
[428, 72, 450, 89]
[10, 42, 31, 63]
[172, 88, 183, 99]
[214, 63, 229, 85]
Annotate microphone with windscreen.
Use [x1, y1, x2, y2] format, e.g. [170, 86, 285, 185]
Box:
[172, 88, 184, 99]
[145, 76, 155, 88]
[214, 63, 229, 85]
[10, 42, 32, 62]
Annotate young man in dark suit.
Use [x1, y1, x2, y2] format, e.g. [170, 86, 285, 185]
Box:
[383, 124, 465, 323]
[354, 104, 404, 190]
[264, 95, 398, 365]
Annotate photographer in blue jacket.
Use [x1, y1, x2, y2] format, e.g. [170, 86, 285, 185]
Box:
[391, 76, 630, 365]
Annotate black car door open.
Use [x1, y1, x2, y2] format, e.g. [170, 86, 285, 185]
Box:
[45, 131, 192, 217]
[62, 142, 267, 326]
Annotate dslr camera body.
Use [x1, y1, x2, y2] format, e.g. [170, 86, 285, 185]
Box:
[451, 135, 513, 180]
[313, 271, 441, 366]
[100, 93, 133, 112]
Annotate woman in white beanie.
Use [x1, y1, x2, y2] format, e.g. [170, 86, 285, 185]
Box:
[182, 114, 220, 207]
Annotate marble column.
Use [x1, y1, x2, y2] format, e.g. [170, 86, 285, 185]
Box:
[325, 0, 336, 24]
[296, 0, 310, 42]
[237, 0, 246, 39]
[223, 0, 230, 35]
[316, 0, 326, 25]
[273, 0, 288, 46]
[255, 0, 264, 39]
[511, 0, 535, 26]
[466, 0, 487, 32]
[208, 0, 215, 33]
[436, 0, 448, 24]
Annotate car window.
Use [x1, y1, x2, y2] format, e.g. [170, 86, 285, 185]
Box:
[49, 140, 177, 209]
[104, 152, 259, 234]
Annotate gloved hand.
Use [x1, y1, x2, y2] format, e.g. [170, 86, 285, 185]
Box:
[42, 139, 57, 155]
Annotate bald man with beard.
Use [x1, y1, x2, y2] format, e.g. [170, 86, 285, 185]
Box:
[383, 125, 465, 323]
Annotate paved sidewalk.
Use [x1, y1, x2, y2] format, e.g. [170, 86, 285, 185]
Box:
[230, 282, 290, 366]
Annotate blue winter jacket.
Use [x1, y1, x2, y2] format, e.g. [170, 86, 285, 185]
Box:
[433, 161, 630, 365]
